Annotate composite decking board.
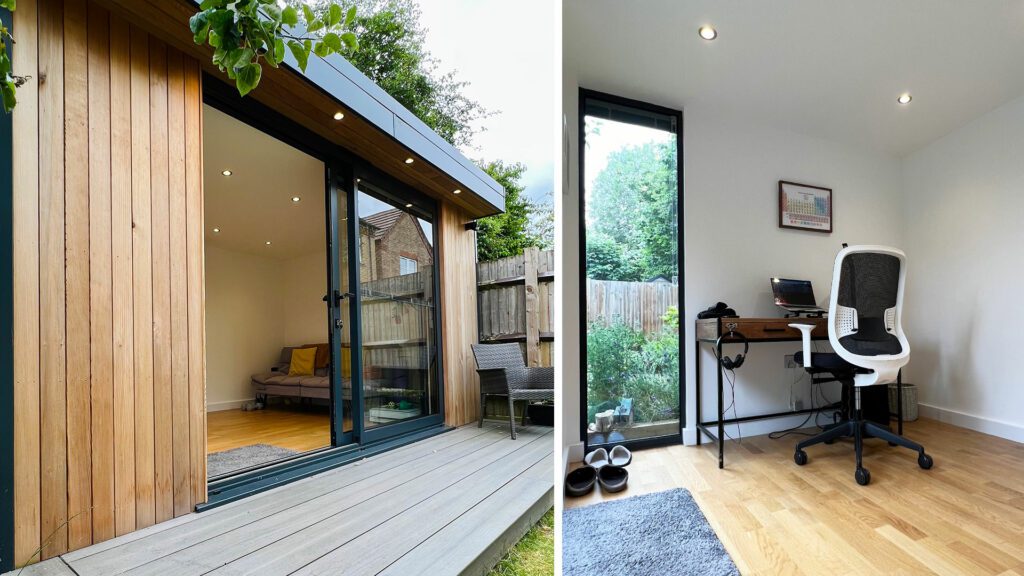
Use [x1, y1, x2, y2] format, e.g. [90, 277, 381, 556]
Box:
[0, 558, 79, 576]
[61, 425, 494, 563]
[66, 425, 503, 573]
[379, 459, 553, 576]
[52, 425, 552, 576]
[109, 431, 518, 576]
[203, 430, 552, 576]
[293, 431, 553, 576]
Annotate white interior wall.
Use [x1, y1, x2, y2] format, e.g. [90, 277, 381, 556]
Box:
[901, 94, 1024, 442]
[206, 245, 329, 411]
[283, 249, 330, 346]
[205, 245, 286, 410]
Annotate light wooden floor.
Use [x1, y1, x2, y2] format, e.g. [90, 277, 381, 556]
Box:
[6, 422, 553, 576]
[566, 418, 1024, 576]
[207, 407, 332, 453]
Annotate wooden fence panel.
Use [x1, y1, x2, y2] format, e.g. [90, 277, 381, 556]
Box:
[586, 279, 678, 334]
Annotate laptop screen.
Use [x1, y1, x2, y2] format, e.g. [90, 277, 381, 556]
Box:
[771, 278, 817, 307]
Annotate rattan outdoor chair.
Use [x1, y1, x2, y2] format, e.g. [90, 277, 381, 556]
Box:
[471, 343, 554, 439]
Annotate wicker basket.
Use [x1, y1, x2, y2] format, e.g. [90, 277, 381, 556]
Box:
[887, 383, 918, 421]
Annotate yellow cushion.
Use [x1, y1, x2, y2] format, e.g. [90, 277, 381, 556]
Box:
[288, 347, 317, 376]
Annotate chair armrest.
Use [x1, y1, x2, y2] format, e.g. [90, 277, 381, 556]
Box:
[789, 324, 815, 368]
[476, 368, 511, 394]
[523, 367, 554, 390]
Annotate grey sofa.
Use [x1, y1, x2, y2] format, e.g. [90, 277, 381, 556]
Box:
[252, 344, 350, 403]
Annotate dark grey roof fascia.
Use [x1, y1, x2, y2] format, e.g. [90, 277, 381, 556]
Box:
[188, 2, 505, 215]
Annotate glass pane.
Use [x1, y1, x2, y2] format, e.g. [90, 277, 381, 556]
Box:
[583, 105, 680, 446]
[357, 186, 439, 431]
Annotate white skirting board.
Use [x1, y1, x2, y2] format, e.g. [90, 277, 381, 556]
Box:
[207, 398, 254, 412]
[917, 403, 1024, 444]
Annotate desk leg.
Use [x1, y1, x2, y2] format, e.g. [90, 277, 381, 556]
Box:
[717, 339, 724, 469]
[695, 339, 701, 446]
[897, 369, 904, 436]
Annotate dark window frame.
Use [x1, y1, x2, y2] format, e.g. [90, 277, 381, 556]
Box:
[1, 8, 15, 571]
[578, 88, 685, 452]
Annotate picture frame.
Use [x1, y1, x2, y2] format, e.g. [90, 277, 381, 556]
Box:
[778, 180, 833, 233]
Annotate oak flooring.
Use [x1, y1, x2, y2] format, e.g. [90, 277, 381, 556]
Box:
[206, 407, 331, 454]
[565, 418, 1024, 576]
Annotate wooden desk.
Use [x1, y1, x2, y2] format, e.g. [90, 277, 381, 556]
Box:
[695, 316, 905, 469]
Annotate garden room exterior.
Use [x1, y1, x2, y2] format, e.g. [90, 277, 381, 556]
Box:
[0, 0, 511, 570]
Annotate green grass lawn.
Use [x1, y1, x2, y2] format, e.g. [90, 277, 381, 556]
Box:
[487, 508, 554, 576]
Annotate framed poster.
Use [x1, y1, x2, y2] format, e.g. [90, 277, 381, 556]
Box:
[779, 180, 832, 233]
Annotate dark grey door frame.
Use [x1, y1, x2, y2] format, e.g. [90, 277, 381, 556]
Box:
[1, 8, 16, 572]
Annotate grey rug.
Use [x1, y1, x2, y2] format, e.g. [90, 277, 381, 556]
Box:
[207, 444, 299, 477]
[563, 488, 738, 576]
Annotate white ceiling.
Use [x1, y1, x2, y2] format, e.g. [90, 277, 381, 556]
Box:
[204, 105, 327, 260]
[564, 0, 1024, 157]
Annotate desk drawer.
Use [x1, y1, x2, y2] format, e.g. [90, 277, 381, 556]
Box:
[696, 317, 827, 341]
[733, 320, 824, 340]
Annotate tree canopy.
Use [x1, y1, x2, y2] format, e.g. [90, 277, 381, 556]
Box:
[586, 139, 678, 281]
[475, 161, 544, 261]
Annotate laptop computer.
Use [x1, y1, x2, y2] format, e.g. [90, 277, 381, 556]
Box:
[770, 277, 827, 315]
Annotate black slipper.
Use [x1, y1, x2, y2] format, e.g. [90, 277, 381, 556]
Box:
[598, 465, 629, 493]
[564, 466, 598, 497]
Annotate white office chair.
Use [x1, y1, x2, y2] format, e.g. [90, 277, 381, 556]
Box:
[790, 245, 933, 485]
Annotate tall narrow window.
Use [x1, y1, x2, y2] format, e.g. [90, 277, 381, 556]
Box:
[581, 90, 683, 448]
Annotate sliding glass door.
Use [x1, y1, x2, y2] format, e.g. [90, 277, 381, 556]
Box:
[353, 180, 443, 442]
[580, 89, 683, 449]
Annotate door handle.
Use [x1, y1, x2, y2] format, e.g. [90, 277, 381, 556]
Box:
[323, 290, 355, 306]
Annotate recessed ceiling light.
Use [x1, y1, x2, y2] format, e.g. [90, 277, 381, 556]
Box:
[291, 196, 301, 203]
[265, 241, 272, 246]
[897, 93, 912, 105]
[698, 26, 717, 41]
[333, 111, 344, 120]
[453, 189, 461, 194]
[213, 228, 220, 233]
[221, 169, 232, 177]
[404, 158, 414, 165]
[405, 203, 413, 208]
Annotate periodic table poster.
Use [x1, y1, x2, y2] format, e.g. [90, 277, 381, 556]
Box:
[779, 180, 832, 233]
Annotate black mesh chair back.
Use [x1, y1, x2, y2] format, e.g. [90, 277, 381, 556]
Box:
[835, 252, 903, 357]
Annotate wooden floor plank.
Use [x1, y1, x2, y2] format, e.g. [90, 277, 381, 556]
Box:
[566, 418, 1024, 576]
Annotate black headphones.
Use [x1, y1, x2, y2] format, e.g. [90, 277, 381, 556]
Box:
[715, 330, 749, 370]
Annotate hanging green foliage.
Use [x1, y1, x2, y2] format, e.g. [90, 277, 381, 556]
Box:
[1, 0, 19, 113]
[190, 0, 359, 97]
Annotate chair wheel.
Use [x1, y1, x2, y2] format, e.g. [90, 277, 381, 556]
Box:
[918, 453, 933, 470]
[855, 467, 871, 486]
[794, 450, 807, 466]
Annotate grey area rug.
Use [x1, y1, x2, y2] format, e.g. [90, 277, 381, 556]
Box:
[207, 444, 299, 477]
[563, 488, 739, 576]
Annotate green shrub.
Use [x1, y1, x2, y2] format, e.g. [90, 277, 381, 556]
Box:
[586, 318, 679, 425]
